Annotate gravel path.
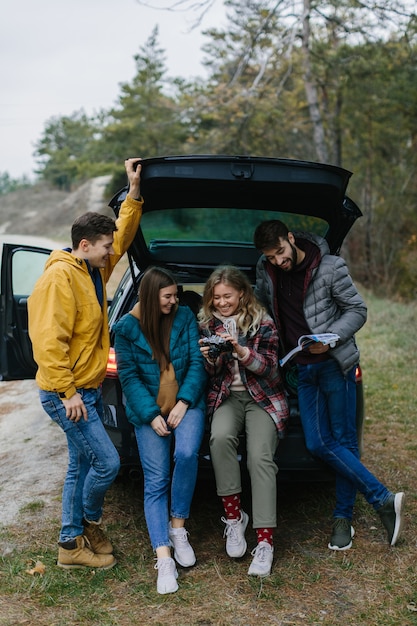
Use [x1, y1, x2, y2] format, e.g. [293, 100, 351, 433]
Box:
[0, 380, 67, 527]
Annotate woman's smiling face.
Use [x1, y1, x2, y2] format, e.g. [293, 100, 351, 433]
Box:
[212, 281, 242, 318]
[159, 284, 178, 315]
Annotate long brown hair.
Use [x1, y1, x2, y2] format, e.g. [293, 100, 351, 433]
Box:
[138, 267, 178, 371]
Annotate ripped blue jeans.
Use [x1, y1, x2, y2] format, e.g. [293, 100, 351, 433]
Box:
[39, 387, 120, 542]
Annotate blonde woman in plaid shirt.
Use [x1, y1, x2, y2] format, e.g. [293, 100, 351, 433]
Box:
[199, 265, 289, 577]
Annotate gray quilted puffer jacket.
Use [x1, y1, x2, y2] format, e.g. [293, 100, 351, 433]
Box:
[254, 232, 367, 376]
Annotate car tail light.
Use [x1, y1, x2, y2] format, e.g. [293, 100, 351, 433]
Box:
[355, 364, 362, 383]
[106, 347, 118, 378]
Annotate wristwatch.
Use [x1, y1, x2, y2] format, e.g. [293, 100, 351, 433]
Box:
[178, 398, 190, 407]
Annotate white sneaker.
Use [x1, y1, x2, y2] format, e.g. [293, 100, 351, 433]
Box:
[169, 524, 196, 567]
[247, 541, 274, 577]
[154, 557, 178, 594]
[221, 510, 249, 558]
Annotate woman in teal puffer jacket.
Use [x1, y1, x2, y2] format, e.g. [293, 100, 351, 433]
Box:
[113, 267, 207, 595]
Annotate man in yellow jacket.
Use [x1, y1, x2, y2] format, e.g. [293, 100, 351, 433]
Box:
[28, 158, 143, 570]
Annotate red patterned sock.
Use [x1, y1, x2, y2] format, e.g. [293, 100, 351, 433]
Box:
[256, 528, 274, 546]
[221, 494, 241, 520]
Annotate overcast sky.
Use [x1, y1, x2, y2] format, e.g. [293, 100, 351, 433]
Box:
[0, 0, 226, 180]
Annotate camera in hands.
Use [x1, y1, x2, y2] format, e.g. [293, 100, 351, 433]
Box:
[202, 335, 234, 360]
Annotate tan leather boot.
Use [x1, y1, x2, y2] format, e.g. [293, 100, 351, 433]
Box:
[83, 518, 113, 554]
[57, 535, 116, 569]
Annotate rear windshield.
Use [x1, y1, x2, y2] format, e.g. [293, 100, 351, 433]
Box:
[140, 208, 327, 245]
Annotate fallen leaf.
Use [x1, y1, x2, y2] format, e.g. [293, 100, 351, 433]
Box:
[25, 560, 46, 576]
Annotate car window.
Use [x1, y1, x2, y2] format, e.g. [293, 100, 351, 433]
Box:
[11, 249, 47, 294]
[140, 208, 327, 244]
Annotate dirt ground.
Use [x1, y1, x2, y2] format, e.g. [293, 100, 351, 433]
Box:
[0, 176, 111, 242]
[0, 380, 66, 532]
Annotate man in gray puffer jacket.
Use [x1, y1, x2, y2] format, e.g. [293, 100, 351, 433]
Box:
[254, 219, 405, 551]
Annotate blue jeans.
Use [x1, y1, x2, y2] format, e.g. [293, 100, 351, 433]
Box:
[135, 408, 205, 551]
[297, 360, 390, 519]
[39, 388, 120, 542]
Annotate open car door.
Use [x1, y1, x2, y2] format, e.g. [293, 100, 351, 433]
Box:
[0, 243, 51, 380]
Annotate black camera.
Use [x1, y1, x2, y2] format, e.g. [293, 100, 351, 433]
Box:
[201, 335, 234, 360]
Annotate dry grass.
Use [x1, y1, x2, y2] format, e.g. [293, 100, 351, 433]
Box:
[1, 289, 417, 626]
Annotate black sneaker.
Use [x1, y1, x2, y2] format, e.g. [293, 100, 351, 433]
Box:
[377, 492, 405, 546]
[328, 518, 355, 551]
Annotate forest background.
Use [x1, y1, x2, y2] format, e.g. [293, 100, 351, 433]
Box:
[1, 0, 417, 301]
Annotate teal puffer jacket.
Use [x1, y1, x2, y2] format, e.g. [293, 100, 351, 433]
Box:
[113, 305, 207, 427]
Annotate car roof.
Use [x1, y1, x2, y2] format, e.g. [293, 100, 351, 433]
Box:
[109, 155, 362, 281]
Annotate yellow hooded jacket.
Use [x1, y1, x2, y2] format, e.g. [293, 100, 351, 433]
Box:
[27, 195, 143, 398]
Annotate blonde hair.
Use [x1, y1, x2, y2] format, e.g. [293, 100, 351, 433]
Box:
[198, 265, 265, 337]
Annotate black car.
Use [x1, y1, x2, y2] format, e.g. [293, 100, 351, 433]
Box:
[0, 155, 364, 481]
